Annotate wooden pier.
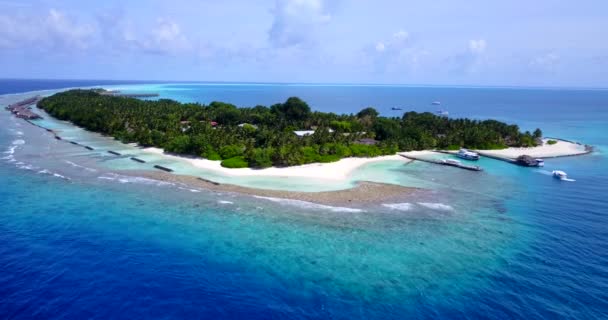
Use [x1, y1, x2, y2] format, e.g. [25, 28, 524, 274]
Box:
[400, 154, 483, 171]
[5, 96, 43, 120]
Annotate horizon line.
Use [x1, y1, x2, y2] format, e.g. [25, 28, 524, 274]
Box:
[1, 77, 607, 91]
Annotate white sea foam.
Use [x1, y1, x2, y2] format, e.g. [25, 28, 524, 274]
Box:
[17, 163, 36, 171]
[3, 146, 17, 155]
[178, 186, 201, 193]
[253, 196, 363, 213]
[382, 203, 413, 211]
[64, 160, 97, 172]
[34, 168, 70, 180]
[53, 173, 71, 180]
[16, 131, 23, 136]
[98, 173, 174, 187]
[218, 200, 234, 204]
[12, 139, 25, 145]
[418, 202, 454, 211]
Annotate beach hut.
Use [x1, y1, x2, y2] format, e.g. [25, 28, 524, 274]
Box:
[516, 155, 540, 167]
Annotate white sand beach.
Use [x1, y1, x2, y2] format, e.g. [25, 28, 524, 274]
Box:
[474, 139, 589, 159]
[142, 147, 411, 180]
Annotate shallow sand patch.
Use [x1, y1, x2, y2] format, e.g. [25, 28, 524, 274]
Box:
[474, 139, 590, 159]
[125, 170, 420, 206]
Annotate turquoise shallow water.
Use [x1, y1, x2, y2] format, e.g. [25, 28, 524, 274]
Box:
[1, 81, 607, 319]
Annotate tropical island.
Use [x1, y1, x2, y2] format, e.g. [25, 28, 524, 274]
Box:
[38, 89, 544, 169]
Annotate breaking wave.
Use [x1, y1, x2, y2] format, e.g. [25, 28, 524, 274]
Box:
[98, 173, 174, 187]
[218, 200, 234, 204]
[35, 168, 71, 180]
[418, 202, 454, 211]
[382, 203, 413, 211]
[64, 160, 97, 172]
[253, 196, 363, 213]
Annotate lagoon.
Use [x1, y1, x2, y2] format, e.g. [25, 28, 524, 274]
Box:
[1, 80, 607, 319]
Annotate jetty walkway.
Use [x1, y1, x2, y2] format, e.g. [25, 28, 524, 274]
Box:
[5, 96, 43, 120]
[399, 154, 483, 172]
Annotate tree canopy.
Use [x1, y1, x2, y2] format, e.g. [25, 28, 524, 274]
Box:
[38, 89, 541, 168]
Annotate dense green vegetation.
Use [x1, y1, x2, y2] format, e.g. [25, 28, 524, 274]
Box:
[547, 139, 558, 145]
[38, 89, 542, 168]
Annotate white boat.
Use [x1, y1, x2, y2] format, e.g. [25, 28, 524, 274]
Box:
[432, 101, 441, 105]
[535, 159, 545, 167]
[442, 159, 461, 165]
[457, 148, 480, 161]
[436, 110, 449, 116]
[552, 170, 567, 180]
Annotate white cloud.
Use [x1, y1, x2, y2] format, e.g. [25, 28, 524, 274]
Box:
[393, 30, 409, 42]
[138, 18, 192, 55]
[0, 9, 94, 50]
[469, 39, 486, 55]
[366, 30, 427, 75]
[443, 40, 489, 74]
[530, 52, 559, 73]
[268, 0, 331, 48]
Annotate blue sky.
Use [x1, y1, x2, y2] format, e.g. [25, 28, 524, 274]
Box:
[1, 0, 607, 87]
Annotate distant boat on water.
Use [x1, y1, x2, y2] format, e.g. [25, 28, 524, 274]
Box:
[432, 101, 441, 105]
[436, 110, 449, 116]
[391, 107, 403, 111]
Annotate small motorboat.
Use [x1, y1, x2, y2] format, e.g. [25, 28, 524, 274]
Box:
[552, 170, 568, 180]
[442, 159, 461, 165]
[391, 107, 403, 111]
[535, 159, 545, 167]
[432, 101, 441, 105]
[457, 148, 480, 161]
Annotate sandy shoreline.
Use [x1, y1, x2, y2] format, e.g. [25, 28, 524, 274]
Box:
[473, 139, 590, 159]
[126, 170, 420, 206]
[141, 147, 411, 180]
[435, 139, 590, 159]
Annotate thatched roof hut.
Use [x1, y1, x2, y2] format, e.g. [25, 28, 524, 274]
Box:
[516, 155, 538, 166]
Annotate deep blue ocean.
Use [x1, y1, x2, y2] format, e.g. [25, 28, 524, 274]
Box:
[1, 80, 607, 319]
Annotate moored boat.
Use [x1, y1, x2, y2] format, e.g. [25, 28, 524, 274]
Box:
[442, 159, 461, 165]
[516, 155, 544, 167]
[457, 148, 480, 161]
